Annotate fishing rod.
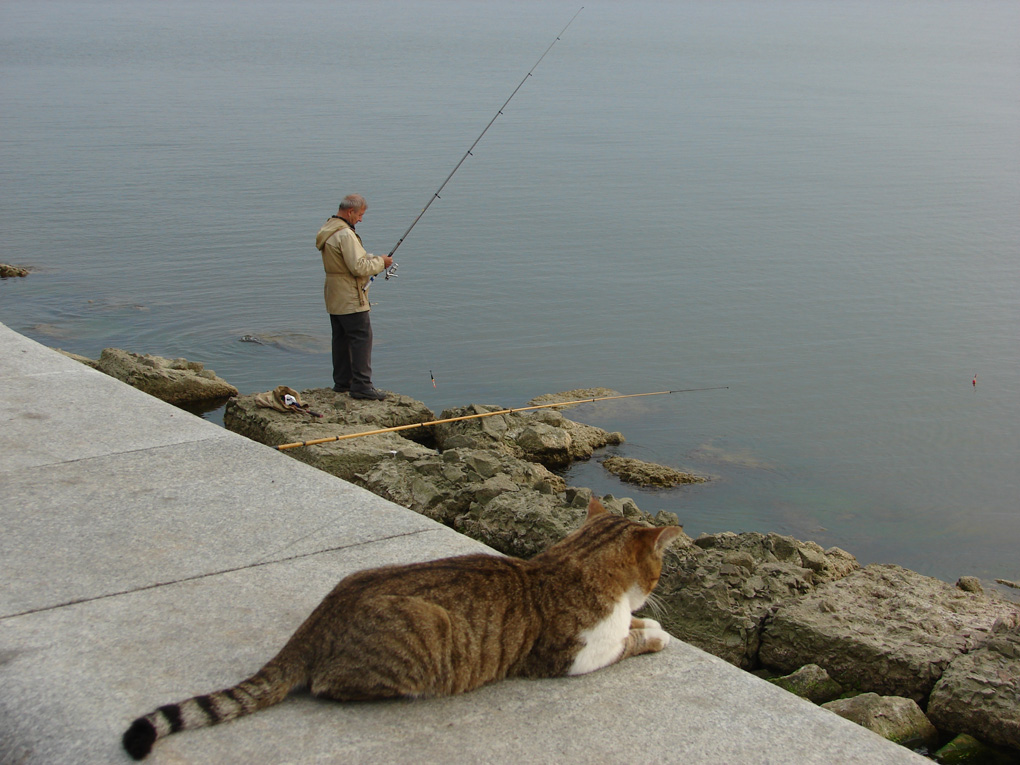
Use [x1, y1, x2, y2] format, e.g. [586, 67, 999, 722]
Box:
[369, 6, 584, 288]
[275, 386, 728, 450]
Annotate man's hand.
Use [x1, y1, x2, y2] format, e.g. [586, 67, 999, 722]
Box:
[381, 255, 394, 269]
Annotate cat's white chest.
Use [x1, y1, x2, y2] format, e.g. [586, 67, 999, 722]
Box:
[568, 585, 642, 676]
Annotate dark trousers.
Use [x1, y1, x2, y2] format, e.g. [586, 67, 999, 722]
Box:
[329, 311, 373, 392]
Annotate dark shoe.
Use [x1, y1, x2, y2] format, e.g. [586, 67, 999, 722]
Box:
[350, 388, 386, 401]
[332, 385, 349, 393]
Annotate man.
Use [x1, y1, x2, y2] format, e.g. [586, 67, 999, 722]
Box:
[315, 194, 393, 400]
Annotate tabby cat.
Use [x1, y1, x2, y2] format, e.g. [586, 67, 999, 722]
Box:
[123, 496, 682, 759]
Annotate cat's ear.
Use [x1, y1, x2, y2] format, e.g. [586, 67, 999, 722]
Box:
[586, 495, 609, 520]
[638, 525, 684, 554]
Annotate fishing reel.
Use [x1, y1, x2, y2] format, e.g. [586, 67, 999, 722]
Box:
[384, 262, 398, 280]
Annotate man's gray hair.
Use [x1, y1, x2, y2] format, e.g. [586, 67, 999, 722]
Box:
[338, 194, 367, 212]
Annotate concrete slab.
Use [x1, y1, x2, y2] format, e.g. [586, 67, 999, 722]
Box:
[0, 324, 79, 377]
[0, 323, 929, 764]
[0, 360, 221, 471]
[0, 434, 448, 618]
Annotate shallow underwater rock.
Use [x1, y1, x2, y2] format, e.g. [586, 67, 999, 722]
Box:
[95, 348, 238, 405]
[0, 263, 30, 278]
[601, 455, 707, 488]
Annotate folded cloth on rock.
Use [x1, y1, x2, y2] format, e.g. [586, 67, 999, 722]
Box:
[254, 385, 322, 417]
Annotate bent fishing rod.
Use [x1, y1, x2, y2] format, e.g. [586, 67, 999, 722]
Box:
[276, 386, 728, 450]
[368, 6, 584, 288]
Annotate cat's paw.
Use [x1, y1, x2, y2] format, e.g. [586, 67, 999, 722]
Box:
[640, 627, 671, 652]
[631, 617, 661, 631]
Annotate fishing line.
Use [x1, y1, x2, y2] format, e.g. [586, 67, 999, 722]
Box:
[276, 387, 728, 450]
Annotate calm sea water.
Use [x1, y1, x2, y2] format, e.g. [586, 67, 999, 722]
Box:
[2, 1, 1017, 590]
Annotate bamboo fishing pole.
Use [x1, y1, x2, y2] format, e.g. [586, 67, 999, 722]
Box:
[275, 387, 728, 451]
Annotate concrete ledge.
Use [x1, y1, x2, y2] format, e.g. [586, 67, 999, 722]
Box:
[0, 323, 927, 763]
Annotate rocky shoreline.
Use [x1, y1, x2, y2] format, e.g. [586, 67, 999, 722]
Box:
[66, 349, 1020, 763]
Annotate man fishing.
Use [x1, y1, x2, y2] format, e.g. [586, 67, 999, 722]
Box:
[316, 194, 393, 401]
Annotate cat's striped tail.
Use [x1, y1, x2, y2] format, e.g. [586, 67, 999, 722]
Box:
[122, 655, 304, 760]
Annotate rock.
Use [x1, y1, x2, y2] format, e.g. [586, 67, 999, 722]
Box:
[515, 421, 573, 467]
[542, 415, 624, 464]
[526, 387, 620, 406]
[934, 733, 1018, 765]
[928, 616, 1020, 752]
[224, 388, 436, 482]
[769, 664, 844, 704]
[593, 493, 679, 528]
[95, 348, 238, 405]
[821, 693, 938, 750]
[356, 446, 565, 524]
[224, 389, 629, 559]
[433, 404, 511, 452]
[459, 489, 682, 562]
[957, 576, 984, 594]
[455, 491, 587, 559]
[654, 532, 860, 668]
[759, 564, 1020, 704]
[601, 456, 707, 488]
[432, 401, 623, 469]
[1, 263, 30, 277]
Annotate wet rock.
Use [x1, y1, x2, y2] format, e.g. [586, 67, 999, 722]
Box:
[821, 693, 938, 750]
[769, 664, 844, 704]
[601, 456, 707, 488]
[928, 616, 1020, 751]
[759, 564, 1020, 704]
[655, 532, 860, 668]
[95, 348, 238, 405]
[0, 263, 30, 278]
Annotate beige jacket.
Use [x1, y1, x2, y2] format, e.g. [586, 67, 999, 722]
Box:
[315, 216, 387, 315]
